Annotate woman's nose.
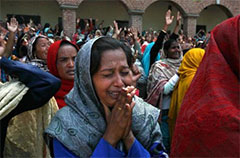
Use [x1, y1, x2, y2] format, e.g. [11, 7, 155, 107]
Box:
[113, 74, 124, 87]
[68, 59, 74, 67]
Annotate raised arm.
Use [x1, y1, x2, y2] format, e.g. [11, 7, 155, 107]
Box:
[0, 57, 61, 113]
[149, 9, 174, 70]
[112, 20, 122, 39]
[170, 11, 181, 40]
[3, 17, 18, 58]
[131, 27, 142, 60]
[0, 56, 60, 157]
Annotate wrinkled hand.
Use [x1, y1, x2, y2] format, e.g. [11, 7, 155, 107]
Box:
[103, 86, 136, 147]
[7, 17, 18, 33]
[165, 9, 174, 26]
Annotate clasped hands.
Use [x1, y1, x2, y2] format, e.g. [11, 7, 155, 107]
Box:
[103, 86, 136, 150]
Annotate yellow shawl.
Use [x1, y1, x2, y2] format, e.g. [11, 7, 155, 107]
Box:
[168, 48, 205, 139]
[4, 97, 58, 158]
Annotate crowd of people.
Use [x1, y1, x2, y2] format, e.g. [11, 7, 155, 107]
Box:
[0, 9, 239, 158]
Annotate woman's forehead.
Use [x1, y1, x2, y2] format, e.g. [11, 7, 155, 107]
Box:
[99, 49, 128, 67]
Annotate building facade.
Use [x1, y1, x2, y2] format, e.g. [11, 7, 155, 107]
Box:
[0, 0, 239, 38]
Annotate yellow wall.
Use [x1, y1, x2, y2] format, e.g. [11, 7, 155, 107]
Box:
[76, 1, 129, 28]
[1, 0, 61, 27]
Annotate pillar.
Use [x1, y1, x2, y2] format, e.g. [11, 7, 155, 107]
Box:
[60, 4, 78, 39]
[128, 9, 144, 34]
[183, 13, 199, 38]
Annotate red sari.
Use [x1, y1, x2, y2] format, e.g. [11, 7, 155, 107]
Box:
[171, 16, 240, 157]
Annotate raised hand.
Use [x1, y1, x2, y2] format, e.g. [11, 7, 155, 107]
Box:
[173, 11, 182, 34]
[113, 20, 122, 36]
[7, 17, 18, 33]
[165, 9, 174, 26]
[130, 26, 138, 41]
[112, 20, 122, 39]
[176, 11, 182, 26]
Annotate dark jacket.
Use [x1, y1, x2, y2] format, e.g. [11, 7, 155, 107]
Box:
[0, 57, 60, 157]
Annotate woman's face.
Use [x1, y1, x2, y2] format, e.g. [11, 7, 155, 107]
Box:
[57, 45, 77, 80]
[35, 38, 50, 60]
[167, 41, 181, 59]
[92, 49, 132, 108]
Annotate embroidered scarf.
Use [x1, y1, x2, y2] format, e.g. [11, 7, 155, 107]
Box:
[145, 57, 182, 109]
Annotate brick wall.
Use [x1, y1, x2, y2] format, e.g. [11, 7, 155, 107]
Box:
[123, 0, 239, 16]
[57, 0, 239, 38]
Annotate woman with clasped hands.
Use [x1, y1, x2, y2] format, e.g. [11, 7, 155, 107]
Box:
[45, 37, 168, 158]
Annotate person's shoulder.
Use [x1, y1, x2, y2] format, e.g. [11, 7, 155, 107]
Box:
[45, 106, 76, 134]
[132, 96, 160, 131]
[150, 60, 168, 71]
[55, 106, 74, 117]
[133, 96, 160, 115]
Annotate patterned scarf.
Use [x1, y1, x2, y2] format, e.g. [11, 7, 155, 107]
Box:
[45, 37, 163, 157]
[145, 57, 182, 109]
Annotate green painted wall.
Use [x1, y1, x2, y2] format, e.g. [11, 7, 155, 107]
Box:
[197, 5, 228, 32]
[0, 0, 230, 34]
[1, 0, 61, 27]
[76, 1, 129, 28]
[143, 1, 178, 32]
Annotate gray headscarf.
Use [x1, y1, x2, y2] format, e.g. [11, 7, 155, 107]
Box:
[45, 37, 163, 157]
[26, 35, 49, 72]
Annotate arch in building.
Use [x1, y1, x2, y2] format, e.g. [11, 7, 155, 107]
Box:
[75, 0, 129, 29]
[143, 0, 187, 15]
[195, 0, 234, 16]
[119, 0, 133, 11]
[197, 4, 233, 32]
[142, 0, 186, 32]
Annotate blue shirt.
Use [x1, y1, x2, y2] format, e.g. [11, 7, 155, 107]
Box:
[141, 42, 161, 76]
[53, 138, 168, 158]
